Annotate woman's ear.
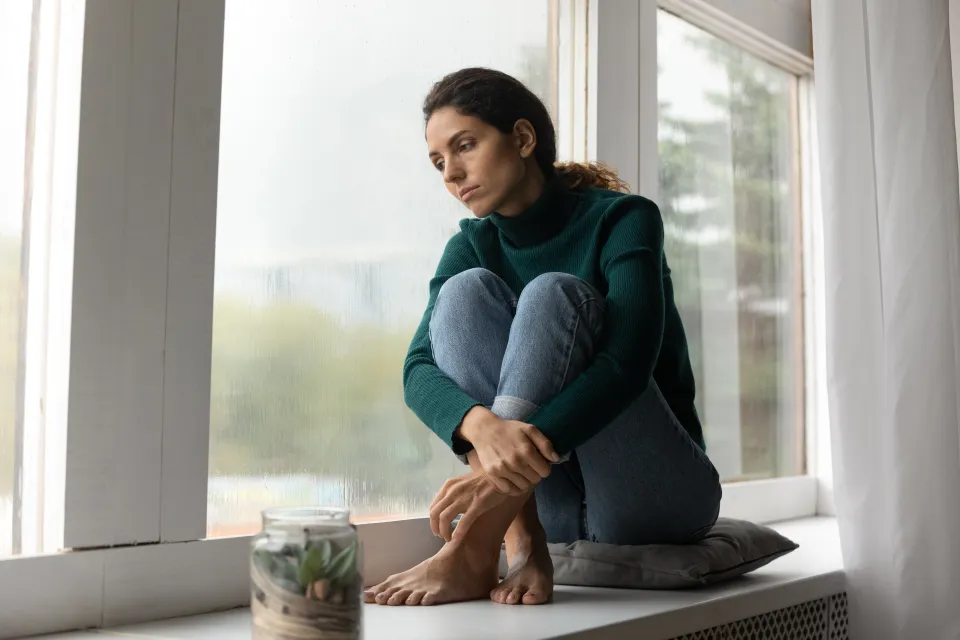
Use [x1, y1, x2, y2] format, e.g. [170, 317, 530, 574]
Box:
[513, 119, 537, 159]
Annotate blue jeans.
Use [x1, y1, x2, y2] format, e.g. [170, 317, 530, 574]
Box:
[429, 268, 721, 545]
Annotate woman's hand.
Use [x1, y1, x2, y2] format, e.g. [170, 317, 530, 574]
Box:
[429, 471, 507, 542]
[458, 407, 560, 494]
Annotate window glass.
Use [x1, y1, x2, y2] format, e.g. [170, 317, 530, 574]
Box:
[0, 1, 34, 557]
[209, 0, 558, 536]
[657, 11, 803, 480]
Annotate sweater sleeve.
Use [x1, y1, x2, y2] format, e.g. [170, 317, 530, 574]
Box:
[526, 197, 665, 454]
[402, 230, 484, 453]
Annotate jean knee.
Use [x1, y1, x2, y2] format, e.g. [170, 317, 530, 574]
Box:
[439, 267, 493, 296]
[431, 268, 516, 346]
[437, 268, 512, 305]
[516, 273, 605, 334]
[522, 272, 584, 298]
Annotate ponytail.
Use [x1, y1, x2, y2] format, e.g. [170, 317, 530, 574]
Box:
[553, 161, 630, 193]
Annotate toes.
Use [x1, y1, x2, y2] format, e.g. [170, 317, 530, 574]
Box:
[364, 584, 387, 604]
[489, 588, 505, 604]
[365, 574, 399, 604]
[506, 587, 524, 605]
[406, 591, 426, 606]
[522, 590, 548, 605]
[376, 586, 402, 605]
[387, 589, 412, 606]
[421, 591, 438, 606]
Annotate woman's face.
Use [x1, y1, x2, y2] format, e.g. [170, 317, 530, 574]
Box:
[425, 107, 537, 218]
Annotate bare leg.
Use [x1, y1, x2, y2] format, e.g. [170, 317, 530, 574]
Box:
[363, 484, 530, 606]
[460, 453, 553, 605]
[491, 494, 554, 605]
[382, 268, 558, 607]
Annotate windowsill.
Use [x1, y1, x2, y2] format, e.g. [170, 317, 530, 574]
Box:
[38, 518, 843, 640]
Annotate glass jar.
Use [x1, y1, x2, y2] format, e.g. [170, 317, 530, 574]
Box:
[250, 507, 362, 640]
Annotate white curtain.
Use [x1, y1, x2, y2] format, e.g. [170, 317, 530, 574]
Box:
[811, 1, 960, 637]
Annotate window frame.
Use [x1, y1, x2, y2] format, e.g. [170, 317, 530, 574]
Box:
[0, 1, 823, 637]
[649, 0, 818, 482]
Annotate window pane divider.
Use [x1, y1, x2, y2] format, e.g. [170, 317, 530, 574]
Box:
[160, 0, 224, 544]
[61, 0, 180, 549]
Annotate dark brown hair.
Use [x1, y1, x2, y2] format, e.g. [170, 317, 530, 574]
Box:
[423, 68, 628, 193]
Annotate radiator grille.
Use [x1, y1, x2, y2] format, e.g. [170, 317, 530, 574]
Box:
[670, 592, 848, 640]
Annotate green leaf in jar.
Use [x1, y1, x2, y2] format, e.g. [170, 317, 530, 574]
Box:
[298, 539, 332, 588]
[254, 548, 305, 595]
[307, 538, 332, 567]
[278, 557, 302, 591]
[327, 543, 357, 586]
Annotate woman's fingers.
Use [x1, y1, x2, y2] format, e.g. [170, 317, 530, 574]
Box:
[429, 488, 443, 513]
[430, 491, 458, 538]
[522, 446, 552, 479]
[429, 505, 442, 538]
[453, 486, 500, 541]
[452, 506, 480, 541]
[486, 473, 515, 494]
[430, 477, 455, 511]
[439, 505, 461, 542]
[501, 469, 532, 494]
[515, 458, 543, 486]
[524, 425, 560, 464]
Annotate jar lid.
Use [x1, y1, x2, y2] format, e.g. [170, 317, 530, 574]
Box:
[261, 507, 351, 528]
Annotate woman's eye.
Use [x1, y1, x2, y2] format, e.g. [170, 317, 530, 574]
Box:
[434, 160, 445, 172]
[459, 141, 475, 152]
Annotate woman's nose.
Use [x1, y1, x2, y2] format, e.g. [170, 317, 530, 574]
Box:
[443, 161, 464, 183]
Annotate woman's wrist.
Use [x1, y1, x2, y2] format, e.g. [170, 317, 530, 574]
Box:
[458, 406, 497, 443]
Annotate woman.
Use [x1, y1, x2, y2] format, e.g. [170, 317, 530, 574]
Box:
[364, 68, 721, 607]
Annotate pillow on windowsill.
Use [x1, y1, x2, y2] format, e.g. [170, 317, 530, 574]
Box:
[498, 518, 799, 589]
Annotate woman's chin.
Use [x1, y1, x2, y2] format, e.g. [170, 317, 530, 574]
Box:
[467, 203, 495, 218]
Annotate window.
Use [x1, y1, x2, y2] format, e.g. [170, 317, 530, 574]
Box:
[0, 1, 34, 558]
[0, 3, 823, 636]
[656, 10, 804, 481]
[207, 0, 561, 536]
[0, 0, 79, 561]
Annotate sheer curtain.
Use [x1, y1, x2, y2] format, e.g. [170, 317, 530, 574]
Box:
[811, 1, 960, 637]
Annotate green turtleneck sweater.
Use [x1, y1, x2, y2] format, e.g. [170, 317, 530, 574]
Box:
[403, 179, 705, 456]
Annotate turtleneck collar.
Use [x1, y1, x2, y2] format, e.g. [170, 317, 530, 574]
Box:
[488, 177, 579, 247]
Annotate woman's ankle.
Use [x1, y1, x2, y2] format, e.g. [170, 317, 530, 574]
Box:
[440, 534, 506, 579]
[449, 492, 532, 559]
[505, 496, 548, 558]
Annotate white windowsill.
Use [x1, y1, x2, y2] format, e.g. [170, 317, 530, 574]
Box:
[36, 518, 843, 640]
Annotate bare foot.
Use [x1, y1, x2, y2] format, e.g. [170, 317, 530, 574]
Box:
[490, 536, 554, 605]
[364, 540, 499, 606]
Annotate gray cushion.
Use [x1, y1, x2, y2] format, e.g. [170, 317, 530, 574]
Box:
[499, 518, 798, 589]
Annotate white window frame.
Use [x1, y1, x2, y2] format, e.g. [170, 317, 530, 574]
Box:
[0, 1, 824, 637]
[639, 0, 824, 496]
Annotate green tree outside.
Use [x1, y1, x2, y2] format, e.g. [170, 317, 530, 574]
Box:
[658, 20, 798, 479]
